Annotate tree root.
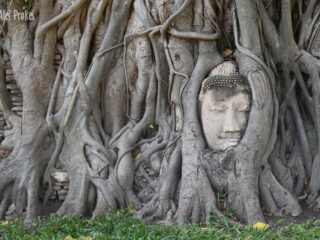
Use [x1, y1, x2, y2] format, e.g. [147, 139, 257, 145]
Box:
[260, 167, 301, 217]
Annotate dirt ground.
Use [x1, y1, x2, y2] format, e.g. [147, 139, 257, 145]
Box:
[39, 200, 63, 218]
[266, 201, 320, 226]
[39, 199, 320, 226]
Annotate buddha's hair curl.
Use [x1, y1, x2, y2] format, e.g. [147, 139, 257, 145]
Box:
[199, 61, 251, 101]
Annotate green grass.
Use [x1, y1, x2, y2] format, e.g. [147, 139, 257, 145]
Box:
[0, 210, 319, 240]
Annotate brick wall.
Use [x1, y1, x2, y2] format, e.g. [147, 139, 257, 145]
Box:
[0, 61, 23, 143]
[0, 55, 69, 201]
[50, 181, 69, 201]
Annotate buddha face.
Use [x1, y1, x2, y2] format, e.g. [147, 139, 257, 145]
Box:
[200, 88, 251, 151]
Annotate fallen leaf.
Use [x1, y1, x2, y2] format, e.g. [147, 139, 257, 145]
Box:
[64, 236, 74, 240]
[298, 194, 307, 200]
[265, 212, 273, 217]
[0, 221, 9, 226]
[128, 205, 136, 214]
[80, 237, 92, 240]
[253, 222, 270, 230]
[135, 153, 142, 160]
[223, 49, 233, 57]
[291, 211, 301, 217]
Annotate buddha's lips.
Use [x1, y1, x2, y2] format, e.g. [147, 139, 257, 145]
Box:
[217, 136, 241, 141]
[224, 139, 240, 145]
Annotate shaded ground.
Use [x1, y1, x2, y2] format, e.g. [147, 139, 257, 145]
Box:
[38, 199, 320, 227]
[39, 200, 63, 218]
[266, 201, 320, 226]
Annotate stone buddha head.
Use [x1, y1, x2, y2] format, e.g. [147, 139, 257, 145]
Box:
[199, 61, 251, 152]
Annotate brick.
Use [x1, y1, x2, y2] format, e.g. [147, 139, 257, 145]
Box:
[6, 75, 15, 81]
[12, 102, 23, 106]
[5, 69, 13, 75]
[54, 54, 61, 60]
[49, 194, 57, 200]
[9, 90, 21, 94]
[6, 84, 18, 90]
[52, 185, 62, 191]
[59, 195, 66, 200]
[12, 106, 23, 111]
[58, 189, 68, 195]
[11, 96, 22, 101]
[52, 181, 65, 186]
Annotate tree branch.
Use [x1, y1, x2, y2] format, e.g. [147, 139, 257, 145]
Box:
[168, 28, 219, 40]
[279, 0, 295, 46]
[34, 0, 86, 59]
[298, 0, 318, 47]
[85, 0, 134, 99]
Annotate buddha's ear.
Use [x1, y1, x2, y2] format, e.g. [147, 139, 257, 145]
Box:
[248, 70, 268, 109]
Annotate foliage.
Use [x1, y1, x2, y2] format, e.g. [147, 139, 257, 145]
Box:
[23, 0, 33, 14]
[0, 210, 319, 240]
[0, 0, 320, 225]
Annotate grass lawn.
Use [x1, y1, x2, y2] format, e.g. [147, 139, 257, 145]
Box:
[0, 210, 319, 240]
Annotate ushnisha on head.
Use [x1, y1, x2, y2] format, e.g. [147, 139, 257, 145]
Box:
[199, 61, 252, 152]
[199, 61, 251, 101]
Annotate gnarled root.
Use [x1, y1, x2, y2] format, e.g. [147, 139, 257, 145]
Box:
[0, 123, 52, 223]
[136, 139, 181, 223]
[1, 114, 21, 150]
[259, 167, 302, 217]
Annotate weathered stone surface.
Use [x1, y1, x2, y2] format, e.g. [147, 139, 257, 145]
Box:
[51, 171, 69, 183]
[199, 61, 251, 151]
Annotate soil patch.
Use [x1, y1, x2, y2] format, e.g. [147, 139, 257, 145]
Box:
[266, 201, 320, 226]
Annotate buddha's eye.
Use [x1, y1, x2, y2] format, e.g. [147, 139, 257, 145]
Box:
[210, 106, 226, 113]
[238, 106, 250, 113]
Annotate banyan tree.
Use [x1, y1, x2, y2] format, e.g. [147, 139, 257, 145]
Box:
[0, 0, 319, 225]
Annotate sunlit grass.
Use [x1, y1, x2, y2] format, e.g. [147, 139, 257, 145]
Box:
[0, 209, 319, 240]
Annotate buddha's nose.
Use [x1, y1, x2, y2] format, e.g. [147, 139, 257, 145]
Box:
[223, 107, 241, 133]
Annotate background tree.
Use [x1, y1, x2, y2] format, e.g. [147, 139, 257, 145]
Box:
[0, 0, 319, 225]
